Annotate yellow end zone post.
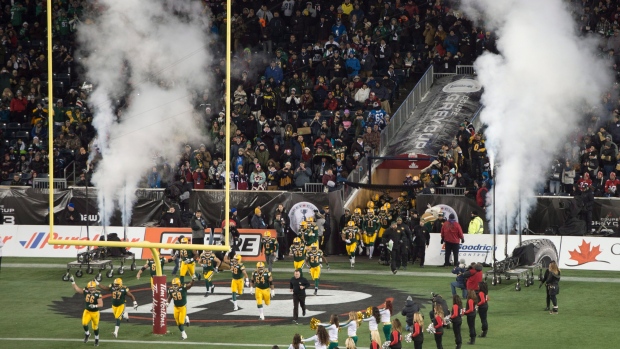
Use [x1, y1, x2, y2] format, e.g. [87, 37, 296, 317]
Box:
[47, 0, 233, 276]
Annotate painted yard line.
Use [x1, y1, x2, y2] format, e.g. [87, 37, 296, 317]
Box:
[4, 263, 620, 283]
[0, 337, 306, 348]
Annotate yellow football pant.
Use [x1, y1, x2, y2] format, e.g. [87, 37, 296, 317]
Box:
[293, 260, 304, 270]
[203, 270, 214, 281]
[231, 278, 244, 294]
[346, 243, 357, 256]
[180, 262, 195, 278]
[82, 310, 100, 330]
[255, 288, 271, 306]
[310, 266, 321, 280]
[173, 305, 187, 326]
[112, 304, 125, 320]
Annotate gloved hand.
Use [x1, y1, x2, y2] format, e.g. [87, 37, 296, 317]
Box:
[215, 267, 219, 273]
[94, 280, 99, 286]
[250, 287, 255, 295]
[133, 301, 138, 310]
[271, 289, 275, 297]
[327, 264, 331, 271]
[245, 278, 250, 287]
[70, 276, 75, 284]
[345, 239, 351, 244]
[461, 238, 465, 244]
[440, 239, 444, 244]
[88, 304, 98, 309]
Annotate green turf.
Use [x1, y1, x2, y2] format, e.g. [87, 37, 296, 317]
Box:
[0, 257, 618, 349]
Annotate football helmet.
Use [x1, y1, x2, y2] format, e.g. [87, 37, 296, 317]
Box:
[347, 220, 355, 227]
[87, 281, 97, 290]
[384, 203, 391, 210]
[263, 231, 271, 238]
[113, 278, 123, 287]
[256, 262, 265, 271]
[401, 191, 408, 197]
[380, 206, 388, 213]
[372, 193, 380, 201]
[293, 237, 301, 245]
[306, 216, 315, 223]
[180, 237, 189, 244]
[300, 221, 308, 229]
[354, 208, 362, 215]
[171, 278, 181, 287]
[367, 208, 375, 215]
[367, 200, 375, 209]
[233, 254, 242, 264]
[203, 250, 212, 257]
[311, 244, 318, 251]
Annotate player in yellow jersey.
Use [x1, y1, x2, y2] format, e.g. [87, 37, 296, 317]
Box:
[98, 278, 138, 338]
[171, 237, 198, 284]
[70, 276, 103, 347]
[342, 221, 359, 268]
[199, 250, 221, 297]
[229, 254, 249, 311]
[250, 262, 275, 320]
[166, 277, 194, 340]
[289, 237, 306, 276]
[305, 245, 330, 295]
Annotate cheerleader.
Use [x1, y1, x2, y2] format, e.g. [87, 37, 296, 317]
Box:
[411, 313, 424, 349]
[288, 333, 306, 349]
[541, 261, 561, 314]
[388, 318, 403, 349]
[370, 331, 382, 349]
[302, 325, 330, 349]
[340, 311, 359, 344]
[344, 337, 356, 349]
[318, 314, 340, 349]
[432, 304, 444, 349]
[362, 307, 381, 343]
[477, 282, 489, 338]
[450, 295, 463, 349]
[380, 299, 394, 342]
[463, 290, 477, 345]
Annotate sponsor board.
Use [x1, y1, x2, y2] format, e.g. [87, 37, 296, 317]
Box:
[558, 236, 620, 270]
[0, 225, 145, 258]
[141, 228, 270, 262]
[0, 203, 16, 225]
[52, 280, 428, 326]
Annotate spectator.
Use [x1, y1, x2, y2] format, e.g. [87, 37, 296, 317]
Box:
[61, 203, 81, 225]
[160, 206, 181, 227]
[468, 211, 484, 234]
[401, 295, 422, 332]
[250, 164, 267, 190]
[251, 207, 268, 229]
[451, 262, 468, 299]
[147, 166, 162, 188]
[294, 162, 312, 188]
[440, 214, 464, 267]
[322, 168, 337, 191]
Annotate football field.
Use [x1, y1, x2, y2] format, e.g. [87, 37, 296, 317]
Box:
[0, 256, 617, 349]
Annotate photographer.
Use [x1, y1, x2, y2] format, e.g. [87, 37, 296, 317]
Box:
[451, 261, 468, 298]
[190, 209, 207, 249]
[294, 162, 312, 188]
[278, 162, 294, 190]
[160, 206, 181, 227]
[401, 296, 422, 332]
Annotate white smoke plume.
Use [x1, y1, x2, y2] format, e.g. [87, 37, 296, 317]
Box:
[78, 0, 212, 226]
[461, 0, 612, 233]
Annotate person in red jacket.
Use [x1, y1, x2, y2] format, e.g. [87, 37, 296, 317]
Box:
[604, 172, 620, 197]
[10, 90, 28, 122]
[440, 214, 464, 267]
[463, 263, 483, 292]
[463, 289, 478, 345]
[475, 182, 488, 208]
[411, 313, 424, 349]
[432, 303, 444, 349]
[388, 318, 402, 349]
[477, 282, 489, 338]
[192, 167, 207, 189]
[450, 294, 463, 349]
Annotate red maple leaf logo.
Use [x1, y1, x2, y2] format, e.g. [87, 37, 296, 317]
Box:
[567, 240, 609, 266]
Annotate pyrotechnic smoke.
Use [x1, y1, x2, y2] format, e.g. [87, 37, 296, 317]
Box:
[461, 0, 611, 233]
[78, 0, 212, 226]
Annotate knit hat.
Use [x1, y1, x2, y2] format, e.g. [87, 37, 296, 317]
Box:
[406, 296, 413, 301]
[449, 213, 456, 220]
[231, 208, 237, 213]
[255, 207, 261, 215]
[68, 203, 75, 208]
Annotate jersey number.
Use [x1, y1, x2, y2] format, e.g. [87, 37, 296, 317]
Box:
[172, 291, 183, 300]
[112, 291, 123, 300]
[310, 255, 319, 263]
[85, 294, 95, 303]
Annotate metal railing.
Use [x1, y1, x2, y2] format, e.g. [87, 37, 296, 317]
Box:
[64, 161, 76, 183]
[379, 65, 435, 157]
[433, 187, 466, 196]
[304, 183, 325, 193]
[433, 65, 476, 79]
[33, 178, 67, 189]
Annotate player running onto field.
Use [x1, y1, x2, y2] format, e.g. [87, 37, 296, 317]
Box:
[290, 237, 306, 276]
[230, 254, 250, 310]
[305, 245, 329, 295]
[136, 256, 169, 289]
[172, 237, 198, 284]
[250, 261, 275, 320]
[342, 220, 359, 268]
[69, 276, 103, 347]
[97, 278, 138, 338]
[199, 250, 221, 297]
[167, 278, 194, 340]
[261, 231, 279, 272]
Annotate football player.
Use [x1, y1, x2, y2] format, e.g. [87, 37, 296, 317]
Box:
[98, 278, 138, 338]
[167, 277, 194, 340]
[250, 262, 275, 320]
[305, 245, 330, 296]
[229, 254, 250, 311]
[170, 237, 198, 284]
[303, 219, 319, 249]
[352, 208, 364, 253]
[136, 256, 170, 289]
[70, 276, 103, 346]
[363, 208, 381, 258]
[261, 231, 279, 272]
[290, 237, 306, 276]
[199, 250, 221, 297]
[342, 220, 358, 268]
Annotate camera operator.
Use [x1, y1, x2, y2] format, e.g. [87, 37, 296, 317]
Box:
[190, 209, 207, 250]
[430, 292, 450, 326]
[160, 206, 181, 227]
[401, 296, 422, 332]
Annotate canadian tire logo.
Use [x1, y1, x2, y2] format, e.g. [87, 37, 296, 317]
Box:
[52, 280, 429, 326]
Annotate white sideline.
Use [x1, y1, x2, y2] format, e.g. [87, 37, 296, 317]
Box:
[0, 337, 307, 347]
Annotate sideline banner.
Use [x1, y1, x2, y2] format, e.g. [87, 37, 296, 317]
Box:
[141, 227, 270, 262]
[0, 225, 146, 258]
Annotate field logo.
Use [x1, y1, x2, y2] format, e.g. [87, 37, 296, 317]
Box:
[289, 202, 319, 234]
[567, 240, 609, 266]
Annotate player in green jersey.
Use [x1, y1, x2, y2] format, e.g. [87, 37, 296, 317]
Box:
[136, 257, 169, 289]
[342, 221, 359, 268]
[305, 245, 330, 296]
[290, 237, 306, 276]
[261, 231, 279, 272]
[171, 237, 198, 284]
[229, 254, 249, 311]
[363, 208, 381, 258]
[98, 278, 137, 338]
[167, 277, 194, 340]
[250, 261, 275, 320]
[199, 250, 221, 297]
[70, 277, 103, 346]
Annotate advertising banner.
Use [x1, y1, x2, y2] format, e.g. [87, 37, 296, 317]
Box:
[141, 227, 270, 262]
[385, 76, 482, 157]
[0, 225, 145, 258]
[0, 187, 72, 225]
